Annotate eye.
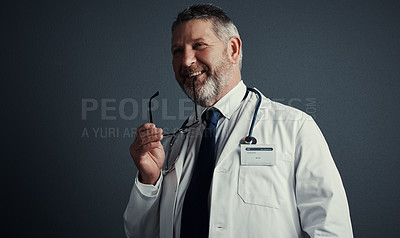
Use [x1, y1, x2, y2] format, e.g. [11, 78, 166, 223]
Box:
[172, 48, 183, 56]
[193, 42, 207, 49]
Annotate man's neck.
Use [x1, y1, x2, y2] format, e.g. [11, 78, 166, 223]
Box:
[213, 70, 241, 105]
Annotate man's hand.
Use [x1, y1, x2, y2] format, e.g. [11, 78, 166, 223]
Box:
[130, 123, 165, 185]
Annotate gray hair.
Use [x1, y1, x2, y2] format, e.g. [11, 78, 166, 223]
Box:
[172, 4, 243, 70]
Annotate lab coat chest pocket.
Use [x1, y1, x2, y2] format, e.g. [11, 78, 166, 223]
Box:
[237, 151, 292, 208]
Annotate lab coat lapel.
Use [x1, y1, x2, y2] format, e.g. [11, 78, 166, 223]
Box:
[216, 95, 266, 166]
[160, 169, 176, 238]
[160, 131, 187, 237]
[252, 94, 270, 130]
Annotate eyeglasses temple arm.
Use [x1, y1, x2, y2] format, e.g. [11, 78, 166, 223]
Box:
[149, 91, 159, 123]
[192, 77, 198, 121]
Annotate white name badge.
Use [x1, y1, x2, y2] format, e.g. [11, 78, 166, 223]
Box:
[240, 144, 276, 166]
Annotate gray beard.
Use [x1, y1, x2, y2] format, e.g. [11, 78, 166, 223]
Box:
[181, 56, 232, 107]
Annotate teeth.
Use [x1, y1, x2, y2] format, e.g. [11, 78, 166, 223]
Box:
[188, 71, 202, 77]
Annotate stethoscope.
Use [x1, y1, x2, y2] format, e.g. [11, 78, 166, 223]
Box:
[162, 87, 262, 175]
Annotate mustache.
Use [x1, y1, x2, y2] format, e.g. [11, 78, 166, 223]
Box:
[181, 65, 209, 77]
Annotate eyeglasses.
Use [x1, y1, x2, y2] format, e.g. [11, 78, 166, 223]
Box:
[148, 77, 200, 137]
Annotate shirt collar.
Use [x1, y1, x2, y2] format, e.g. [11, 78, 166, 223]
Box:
[196, 80, 247, 121]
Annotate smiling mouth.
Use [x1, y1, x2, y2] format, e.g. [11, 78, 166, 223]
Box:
[189, 71, 202, 77]
[186, 70, 206, 78]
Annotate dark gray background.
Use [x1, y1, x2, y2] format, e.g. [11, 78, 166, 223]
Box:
[4, 0, 400, 237]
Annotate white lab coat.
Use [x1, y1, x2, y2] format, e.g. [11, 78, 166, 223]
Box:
[124, 87, 353, 238]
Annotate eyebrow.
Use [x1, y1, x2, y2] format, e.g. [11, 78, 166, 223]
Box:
[171, 37, 207, 50]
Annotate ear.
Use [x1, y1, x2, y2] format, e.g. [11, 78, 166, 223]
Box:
[227, 36, 242, 65]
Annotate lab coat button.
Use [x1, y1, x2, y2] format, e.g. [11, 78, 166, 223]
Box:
[215, 224, 225, 231]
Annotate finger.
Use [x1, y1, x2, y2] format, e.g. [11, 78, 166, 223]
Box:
[130, 141, 163, 158]
[138, 127, 162, 137]
[136, 123, 156, 136]
[138, 131, 163, 146]
[131, 129, 163, 152]
[139, 125, 162, 135]
[138, 141, 163, 155]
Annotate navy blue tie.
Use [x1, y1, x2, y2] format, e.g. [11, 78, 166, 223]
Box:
[181, 108, 221, 238]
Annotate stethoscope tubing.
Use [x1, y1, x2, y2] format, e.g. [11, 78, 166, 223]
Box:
[163, 87, 262, 174]
[246, 88, 262, 138]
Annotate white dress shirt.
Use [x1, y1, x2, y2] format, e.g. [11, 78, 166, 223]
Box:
[124, 80, 353, 238]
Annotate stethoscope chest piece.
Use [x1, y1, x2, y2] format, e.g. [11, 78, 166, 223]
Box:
[240, 136, 257, 144]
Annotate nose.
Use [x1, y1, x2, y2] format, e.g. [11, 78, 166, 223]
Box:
[183, 48, 196, 67]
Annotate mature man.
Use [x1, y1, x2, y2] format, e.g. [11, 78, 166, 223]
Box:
[124, 4, 353, 238]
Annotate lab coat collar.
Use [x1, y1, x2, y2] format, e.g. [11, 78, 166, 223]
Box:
[195, 80, 247, 122]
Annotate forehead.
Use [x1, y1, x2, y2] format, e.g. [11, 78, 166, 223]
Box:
[171, 19, 219, 46]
